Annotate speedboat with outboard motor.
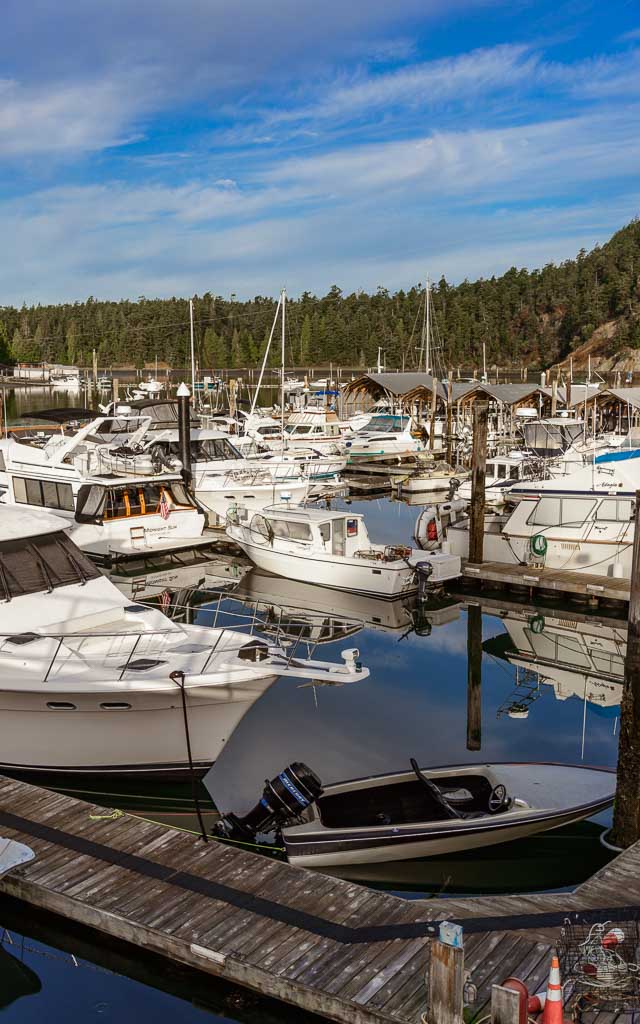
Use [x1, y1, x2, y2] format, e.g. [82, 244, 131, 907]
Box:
[214, 759, 615, 867]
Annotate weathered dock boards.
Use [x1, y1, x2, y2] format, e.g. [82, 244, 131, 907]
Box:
[3, 772, 640, 1024]
[0, 775, 438, 1024]
[461, 561, 630, 605]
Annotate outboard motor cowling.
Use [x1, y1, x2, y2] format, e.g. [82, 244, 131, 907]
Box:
[213, 763, 323, 842]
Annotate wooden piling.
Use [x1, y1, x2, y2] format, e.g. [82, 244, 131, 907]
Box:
[468, 402, 489, 564]
[446, 374, 453, 465]
[491, 985, 521, 1024]
[611, 489, 640, 847]
[429, 382, 438, 452]
[466, 604, 482, 751]
[427, 941, 464, 1024]
[551, 378, 558, 417]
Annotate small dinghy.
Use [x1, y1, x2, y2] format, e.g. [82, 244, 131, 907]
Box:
[214, 760, 615, 867]
[0, 836, 35, 878]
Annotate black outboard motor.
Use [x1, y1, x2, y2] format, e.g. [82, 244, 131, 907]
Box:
[213, 763, 323, 842]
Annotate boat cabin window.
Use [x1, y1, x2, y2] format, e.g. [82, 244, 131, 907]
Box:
[285, 424, 312, 435]
[347, 518, 358, 537]
[0, 531, 99, 600]
[496, 464, 506, 479]
[528, 496, 596, 527]
[76, 482, 193, 523]
[248, 514, 312, 543]
[367, 414, 409, 433]
[257, 425, 281, 437]
[164, 438, 241, 461]
[510, 466, 519, 480]
[596, 499, 635, 522]
[12, 476, 74, 512]
[0, 451, 5, 472]
[319, 522, 331, 544]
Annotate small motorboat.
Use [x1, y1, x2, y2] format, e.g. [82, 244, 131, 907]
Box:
[225, 504, 461, 598]
[213, 760, 615, 867]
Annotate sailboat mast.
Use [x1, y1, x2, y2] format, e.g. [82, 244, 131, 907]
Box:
[281, 288, 286, 441]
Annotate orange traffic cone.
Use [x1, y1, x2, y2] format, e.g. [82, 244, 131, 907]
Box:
[540, 954, 565, 1024]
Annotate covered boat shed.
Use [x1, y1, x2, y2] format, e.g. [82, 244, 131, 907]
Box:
[594, 387, 640, 435]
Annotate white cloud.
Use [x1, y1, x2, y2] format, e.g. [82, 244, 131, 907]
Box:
[272, 45, 536, 124]
[0, 73, 155, 157]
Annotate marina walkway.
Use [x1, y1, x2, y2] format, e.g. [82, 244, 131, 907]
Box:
[1, 774, 640, 1023]
[461, 561, 630, 605]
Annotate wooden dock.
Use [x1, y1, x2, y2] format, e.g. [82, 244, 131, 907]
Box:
[2, 774, 640, 1023]
[459, 560, 630, 607]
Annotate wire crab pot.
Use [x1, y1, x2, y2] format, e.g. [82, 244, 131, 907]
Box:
[557, 918, 640, 1013]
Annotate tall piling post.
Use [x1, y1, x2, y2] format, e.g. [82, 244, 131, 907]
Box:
[429, 381, 438, 452]
[92, 349, 98, 388]
[551, 377, 558, 417]
[611, 489, 640, 847]
[466, 603, 482, 750]
[446, 373, 453, 465]
[469, 401, 489, 565]
[177, 382, 192, 488]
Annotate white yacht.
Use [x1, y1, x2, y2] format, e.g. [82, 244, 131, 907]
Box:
[226, 504, 461, 597]
[456, 453, 528, 505]
[0, 506, 368, 780]
[346, 413, 426, 463]
[0, 416, 209, 563]
[444, 453, 640, 577]
[126, 426, 311, 525]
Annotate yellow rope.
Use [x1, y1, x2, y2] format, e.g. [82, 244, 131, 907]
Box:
[88, 808, 125, 821]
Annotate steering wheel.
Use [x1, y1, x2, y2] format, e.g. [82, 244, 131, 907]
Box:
[488, 784, 507, 814]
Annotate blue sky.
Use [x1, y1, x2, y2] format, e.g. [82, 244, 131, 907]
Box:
[1, 0, 639, 304]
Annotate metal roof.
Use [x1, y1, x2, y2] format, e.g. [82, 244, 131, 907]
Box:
[472, 383, 548, 405]
[342, 372, 481, 403]
[597, 387, 640, 410]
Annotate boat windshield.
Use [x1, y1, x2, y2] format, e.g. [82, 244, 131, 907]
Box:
[0, 531, 100, 601]
[366, 415, 410, 433]
[164, 438, 242, 461]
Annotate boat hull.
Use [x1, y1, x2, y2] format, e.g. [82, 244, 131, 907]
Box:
[227, 533, 418, 598]
[0, 676, 278, 778]
[284, 801, 611, 866]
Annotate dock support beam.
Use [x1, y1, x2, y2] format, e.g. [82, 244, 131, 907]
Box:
[611, 489, 640, 847]
[469, 401, 489, 564]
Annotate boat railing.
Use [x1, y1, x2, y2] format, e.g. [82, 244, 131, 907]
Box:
[0, 602, 323, 680]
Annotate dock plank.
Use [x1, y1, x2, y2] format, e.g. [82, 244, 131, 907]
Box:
[2, 774, 640, 1024]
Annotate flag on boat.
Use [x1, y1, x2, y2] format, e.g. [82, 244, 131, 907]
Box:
[160, 589, 172, 612]
[160, 490, 170, 520]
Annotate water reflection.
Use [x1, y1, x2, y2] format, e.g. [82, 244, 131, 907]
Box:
[0, 895, 314, 1024]
[0, 386, 619, 897]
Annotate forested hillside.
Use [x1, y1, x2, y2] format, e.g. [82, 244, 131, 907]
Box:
[1, 220, 639, 372]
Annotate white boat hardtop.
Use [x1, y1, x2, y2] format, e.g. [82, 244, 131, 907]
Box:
[0, 505, 67, 542]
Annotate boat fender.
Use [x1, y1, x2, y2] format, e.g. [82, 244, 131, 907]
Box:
[501, 978, 529, 1024]
[531, 534, 548, 557]
[528, 990, 546, 1015]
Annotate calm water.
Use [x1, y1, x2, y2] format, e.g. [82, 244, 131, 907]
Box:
[0, 387, 621, 1021]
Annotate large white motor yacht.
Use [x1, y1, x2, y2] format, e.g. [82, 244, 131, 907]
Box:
[0, 506, 368, 780]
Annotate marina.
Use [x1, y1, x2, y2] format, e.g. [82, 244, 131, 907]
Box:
[3, 364, 640, 1024]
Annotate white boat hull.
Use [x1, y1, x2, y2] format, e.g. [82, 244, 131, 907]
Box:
[0, 676, 278, 779]
[226, 532, 418, 598]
